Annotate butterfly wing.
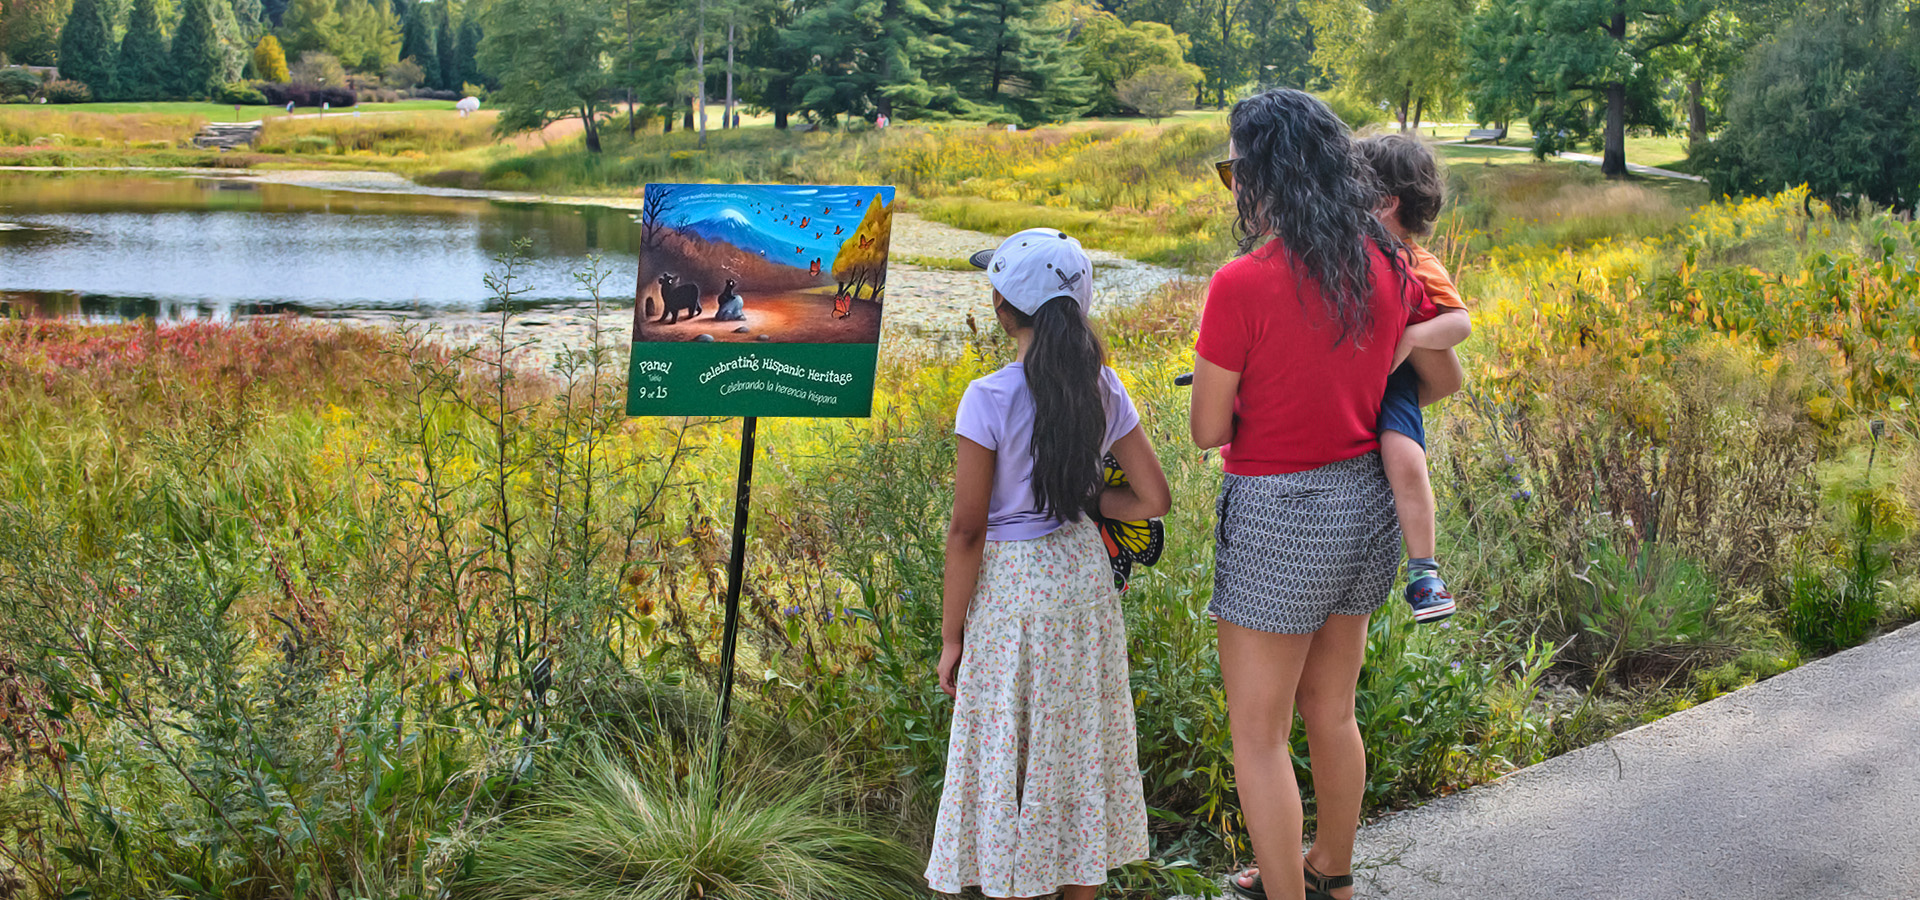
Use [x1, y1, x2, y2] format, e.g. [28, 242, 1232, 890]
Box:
[1096, 453, 1163, 589]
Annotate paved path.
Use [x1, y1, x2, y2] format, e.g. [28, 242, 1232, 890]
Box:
[1345, 621, 1920, 898]
[1444, 140, 1707, 182]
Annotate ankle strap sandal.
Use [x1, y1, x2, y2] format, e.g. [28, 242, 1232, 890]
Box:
[1304, 859, 1353, 900]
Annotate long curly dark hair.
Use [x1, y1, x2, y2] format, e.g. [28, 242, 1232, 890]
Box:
[1228, 89, 1407, 347]
[1006, 296, 1108, 522]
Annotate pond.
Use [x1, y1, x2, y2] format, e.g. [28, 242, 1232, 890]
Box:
[0, 169, 641, 322]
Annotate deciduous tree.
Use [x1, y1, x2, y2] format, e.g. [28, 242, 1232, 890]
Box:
[1116, 63, 1195, 121]
[476, 0, 614, 151]
[1072, 11, 1203, 114]
[1464, 0, 1706, 176]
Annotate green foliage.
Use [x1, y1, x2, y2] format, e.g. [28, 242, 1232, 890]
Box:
[784, 0, 960, 123]
[117, 0, 174, 101]
[334, 0, 402, 72]
[1117, 64, 1195, 122]
[39, 77, 93, 102]
[253, 33, 291, 83]
[1701, 5, 1919, 214]
[476, 0, 613, 150]
[1072, 11, 1203, 115]
[943, 0, 1095, 125]
[399, 0, 439, 86]
[280, 0, 341, 59]
[169, 0, 226, 98]
[56, 0, 117, 99]
[214, 79, 267, 103]
[1304, 0, 1467, 128]
[0, 67, 42, 99]
[1464, 0, 1700, 173]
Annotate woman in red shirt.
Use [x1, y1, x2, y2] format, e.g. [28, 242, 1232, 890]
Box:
[1191, 89, 1439, 900]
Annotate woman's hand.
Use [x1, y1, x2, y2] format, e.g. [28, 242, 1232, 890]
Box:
[937, 639, 964, 697]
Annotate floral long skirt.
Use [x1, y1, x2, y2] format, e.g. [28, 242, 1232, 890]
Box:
[925, 519, 1149, 898]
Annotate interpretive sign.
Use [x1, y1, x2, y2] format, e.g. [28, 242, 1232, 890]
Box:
[625, 183, 895, 418]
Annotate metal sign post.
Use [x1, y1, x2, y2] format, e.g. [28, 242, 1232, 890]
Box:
[708, 415, 757, 792]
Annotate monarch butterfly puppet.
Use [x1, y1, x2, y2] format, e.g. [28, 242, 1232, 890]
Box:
[1096, 452, 1164, 589]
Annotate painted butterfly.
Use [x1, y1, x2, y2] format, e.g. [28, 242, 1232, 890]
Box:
[1096, 452, 1164, 590]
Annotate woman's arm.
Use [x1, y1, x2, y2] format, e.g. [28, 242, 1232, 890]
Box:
[1099, 425, 1172, 521]
[938, 436, 995, 697]
[1189, 356, 1241, 450]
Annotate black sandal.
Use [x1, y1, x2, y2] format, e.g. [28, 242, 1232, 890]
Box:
[1303, 859, 1353, 900]
[1228, 867, 1267, 899]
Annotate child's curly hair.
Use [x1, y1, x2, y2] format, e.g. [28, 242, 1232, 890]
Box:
[1356, 133, 1446, 237]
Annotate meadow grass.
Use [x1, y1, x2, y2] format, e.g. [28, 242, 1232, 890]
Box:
[0, 137, 1916, 899]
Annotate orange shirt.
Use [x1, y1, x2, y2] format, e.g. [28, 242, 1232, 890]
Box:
[1409, 244, 1465, 310]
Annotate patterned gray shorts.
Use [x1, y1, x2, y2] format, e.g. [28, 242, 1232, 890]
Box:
[1207, 452, 1402, 634]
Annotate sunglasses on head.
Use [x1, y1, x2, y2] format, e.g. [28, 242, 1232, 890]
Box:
[1214, 158, 1239, 189]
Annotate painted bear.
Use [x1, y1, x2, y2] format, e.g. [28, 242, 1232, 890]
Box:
[713, 279, 745, 321]
[656, 273, 701, 324]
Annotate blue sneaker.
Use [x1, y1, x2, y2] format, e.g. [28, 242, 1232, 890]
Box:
[1406, 573, 1456, 623]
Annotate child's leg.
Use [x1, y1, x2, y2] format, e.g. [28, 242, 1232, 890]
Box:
[1381, 430, 1436, 561]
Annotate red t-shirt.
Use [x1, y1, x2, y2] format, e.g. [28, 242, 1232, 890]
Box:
[1195, 240, 1439, 476]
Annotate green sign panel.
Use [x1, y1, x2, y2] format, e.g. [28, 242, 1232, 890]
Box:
[626, 183, 895, 418]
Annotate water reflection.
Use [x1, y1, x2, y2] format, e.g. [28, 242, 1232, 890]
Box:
[0, 170, 641, 320]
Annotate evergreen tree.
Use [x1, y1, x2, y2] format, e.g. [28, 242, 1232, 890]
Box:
[57, 0, 118, 99]
[945, 0, 1093, 125]
[455, 15, 483, 86]
[117, 0, 173, 99]
[338, 0, 400, 70]
[434, 1, 456, 89]
[262, 0, 290, 25]
[233, 0, 264, 38]
[253, 33, 290, 80]
[399, 0, 438, 84]
[210, 0, 250, 84]
[170, 0, 223, 96]
[280, 0, 341, 58]
[783, 0, 958, 123]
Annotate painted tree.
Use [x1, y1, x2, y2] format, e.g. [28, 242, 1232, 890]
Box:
[253, 33, 290, 81]
[57, 0, 118, 99]
[1464, 0, 1706, 176]
[476, 0, 614, 151]
[832, 193, 893, 304]
[118, 0, 173, 99]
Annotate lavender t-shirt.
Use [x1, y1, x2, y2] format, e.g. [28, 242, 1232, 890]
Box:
[955, 363, 1142, 542]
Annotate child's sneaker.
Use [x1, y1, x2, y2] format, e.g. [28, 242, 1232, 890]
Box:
[1405, 558, 1455, 623]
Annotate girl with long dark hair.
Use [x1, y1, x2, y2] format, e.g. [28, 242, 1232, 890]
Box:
[1190, 90, 1443, 900]
[926, 228, 1171, 900]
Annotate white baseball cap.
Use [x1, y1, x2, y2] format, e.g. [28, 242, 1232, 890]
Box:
[967, 227, 1095, 316]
